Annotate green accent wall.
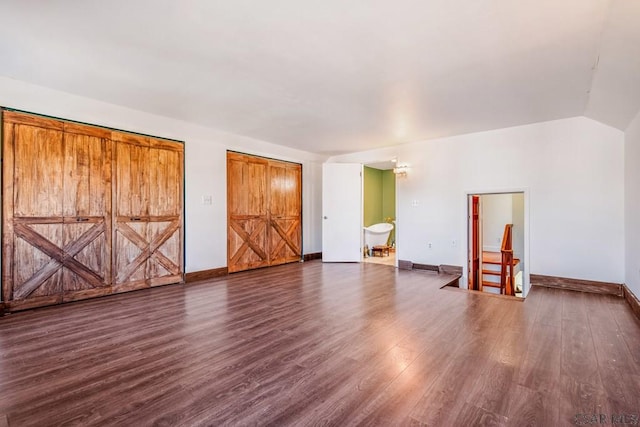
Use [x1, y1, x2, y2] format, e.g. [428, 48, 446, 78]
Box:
[381, 170, 395, 221]
[363, 166, 383, 227]
[363, 166, 396, 245]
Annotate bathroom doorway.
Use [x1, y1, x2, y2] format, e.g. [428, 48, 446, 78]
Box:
[362, 162, 396, 266]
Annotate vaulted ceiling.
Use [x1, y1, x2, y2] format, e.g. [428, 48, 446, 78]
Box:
[1, 0, 639, 155]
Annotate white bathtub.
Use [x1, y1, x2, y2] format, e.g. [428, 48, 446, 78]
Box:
[363, 222, 394, 248]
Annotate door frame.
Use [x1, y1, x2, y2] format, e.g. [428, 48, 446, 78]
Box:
[361, 160, 400, 267]
[463, 188, 531, 297]
[468, 195, 482, 291]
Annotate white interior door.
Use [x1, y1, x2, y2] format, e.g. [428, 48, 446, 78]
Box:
[322, 163, 362, 262]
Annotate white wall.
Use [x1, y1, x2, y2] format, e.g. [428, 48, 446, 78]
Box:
[0, 77, 325, 273]
[511, 192, 525, 275]
[330, 117, 625, 283]
[482, 194, 513, 252]
[480, 192, 525, 276]
[625, 110, 640, 297]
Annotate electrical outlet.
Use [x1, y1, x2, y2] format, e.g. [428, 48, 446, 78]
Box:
[428, 242, 432, 249]
[202, 195, 213, 205]
[452, 240, 456, 247]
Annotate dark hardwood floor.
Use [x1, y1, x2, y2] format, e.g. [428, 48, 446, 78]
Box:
[1, 261, 639, 426]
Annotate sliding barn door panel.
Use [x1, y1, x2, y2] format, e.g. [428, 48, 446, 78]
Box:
[269, 161, 302, 266]
[147, 140, 184, 287]
[15, 123, 66, 301]
[227, 154, 269, 272]
[6, 118, 66, 309]
[113, 136, 151, 291]
[61, 129, 112, 298]
[113, 133, 184, 290]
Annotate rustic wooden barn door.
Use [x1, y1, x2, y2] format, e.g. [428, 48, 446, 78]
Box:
[268, 160, 302, 266]
[2, 110, 183, 311]
[113, 134, 150, 291]
[113, 133, 184, 291]
[227, 152, 301, 273]
[2, 112, 111, 311]
[227, 152, 270, 273]
[146, 139, 184, 287]
[61, 123, 112, 300]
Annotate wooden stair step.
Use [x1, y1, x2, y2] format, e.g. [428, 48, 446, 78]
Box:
[482, 281, 502, 288]
[482, 259, 520, 266]
[482, 269, 500, 276]
[482, 251, 520, 267]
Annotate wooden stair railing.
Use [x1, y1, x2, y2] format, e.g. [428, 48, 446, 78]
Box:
[500, 224, 515, 296]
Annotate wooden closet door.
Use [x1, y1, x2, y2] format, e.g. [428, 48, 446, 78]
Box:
[113, 134, 184, 290]
[113, 134, 151, 291]
[2, 113, 65, 309]
[146, 139, 184, 287]
[61, 124, 112, 300]
[227, 152, 269, 273]
[2, 112, 112, 310]
[268, 161, 302, 266]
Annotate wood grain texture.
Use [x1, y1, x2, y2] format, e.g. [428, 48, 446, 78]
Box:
[63, 121, 111, 139]
[302, 252, 322, 261]
[2, 113, 112, 308]
[2, 110, 184, 311]
[227, 153, 269, 272]
[184, 267, 228, 283]
[113, 132, 184, 290]
[398, 259, 413, 270]
[268, 160, 302, 266]
[439, 264, 463, 275]
[227, 152, 302, 273]
[624, 284, 640, 321]
[443, 286, 523, 301]
[62, 131, 112, 292]
[531, 274, 623, 296]
[2, 113, 15, 305]
[2, 110, 64, 130]
[412, 263, 440, 272]
[0, 261, 638, 426]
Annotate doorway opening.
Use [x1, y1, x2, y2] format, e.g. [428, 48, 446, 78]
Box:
[362, 162, 396, 266]
[467, 192, 528, 298]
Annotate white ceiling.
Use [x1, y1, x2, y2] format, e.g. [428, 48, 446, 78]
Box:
[1, 0, 639, 155]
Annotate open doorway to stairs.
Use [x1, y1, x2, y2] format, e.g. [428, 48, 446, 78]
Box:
[467, 191, 529, 298]
[362, 161, 396, 267]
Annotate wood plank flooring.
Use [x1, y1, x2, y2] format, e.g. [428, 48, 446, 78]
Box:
[0, 261, 639, 426]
